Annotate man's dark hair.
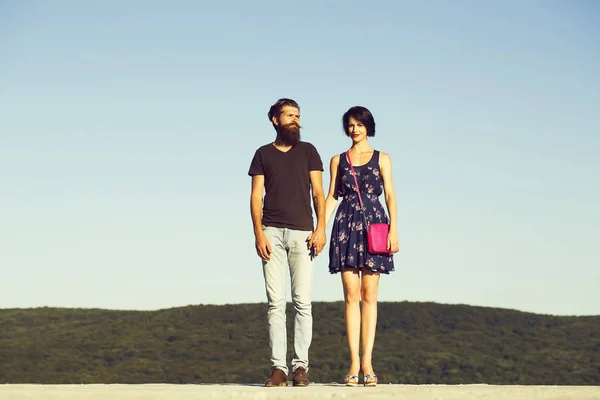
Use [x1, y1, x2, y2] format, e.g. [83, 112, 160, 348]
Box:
[342, 106, 376, 137]
[268, 98, 300, 129]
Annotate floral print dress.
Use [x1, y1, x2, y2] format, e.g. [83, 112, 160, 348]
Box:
[328, 150, 395, 274]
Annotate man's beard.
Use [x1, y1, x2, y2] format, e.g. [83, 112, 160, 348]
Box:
[277, 122, 301, 146]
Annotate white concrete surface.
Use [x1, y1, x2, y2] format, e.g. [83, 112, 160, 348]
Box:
[0, 384, 598, 400]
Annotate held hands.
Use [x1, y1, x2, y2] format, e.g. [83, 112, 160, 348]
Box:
[387, 231, 399, 255]
[307, 228, 326, 257]
[255, 232, 272, 261]
[256, 229, 326, 261]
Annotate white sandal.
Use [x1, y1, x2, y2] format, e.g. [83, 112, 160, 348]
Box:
[364, 374, 378, 387]
[344, 374, 359, 386]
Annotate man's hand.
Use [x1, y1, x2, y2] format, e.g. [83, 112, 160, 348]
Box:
[255, 232, 272, 261]
[307, 228, 326, 257]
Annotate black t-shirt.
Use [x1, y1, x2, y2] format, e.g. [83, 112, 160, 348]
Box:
[248, 142, 323, 231]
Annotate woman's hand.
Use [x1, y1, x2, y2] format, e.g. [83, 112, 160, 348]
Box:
[387, 231, 399, 255]
[307, 227, 327, 256]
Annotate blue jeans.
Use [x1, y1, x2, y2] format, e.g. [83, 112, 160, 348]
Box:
[262, 226, 314, 375]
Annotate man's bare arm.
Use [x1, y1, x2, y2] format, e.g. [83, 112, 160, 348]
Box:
[250, 175, 272, 260]
[307, 170, 326, 255]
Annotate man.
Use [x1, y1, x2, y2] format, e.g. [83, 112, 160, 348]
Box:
[248, 98, 326, 387]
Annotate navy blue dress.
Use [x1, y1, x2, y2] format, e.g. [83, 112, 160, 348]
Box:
[328, 151, 395, 274]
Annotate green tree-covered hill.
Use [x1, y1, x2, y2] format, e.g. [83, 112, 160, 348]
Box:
[0, 302, 598, 384]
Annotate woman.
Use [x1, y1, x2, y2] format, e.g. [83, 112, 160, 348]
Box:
[324, 106, 399, 387]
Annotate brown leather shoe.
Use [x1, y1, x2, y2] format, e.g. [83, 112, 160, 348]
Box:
[265, 368, 288, 387]
[292, 367, 310, 386]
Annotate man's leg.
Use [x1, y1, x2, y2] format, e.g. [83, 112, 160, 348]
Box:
[287, 229, 314, 373]
[262, 226, 289, 375]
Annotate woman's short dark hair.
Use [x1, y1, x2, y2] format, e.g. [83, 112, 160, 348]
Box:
[342, 106, 376, 137]
[268, 98, 300, 129]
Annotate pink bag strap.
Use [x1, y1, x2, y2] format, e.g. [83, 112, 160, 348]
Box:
[346, 151, 369, 228]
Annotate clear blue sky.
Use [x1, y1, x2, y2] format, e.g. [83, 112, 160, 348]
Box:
[1, 1, 598, 316]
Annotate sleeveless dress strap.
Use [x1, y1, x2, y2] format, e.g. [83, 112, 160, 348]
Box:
[372, 150, 380, 164]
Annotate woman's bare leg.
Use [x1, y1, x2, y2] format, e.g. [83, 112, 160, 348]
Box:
[360, 270, 380, 375]
[342, 269, 362, 376]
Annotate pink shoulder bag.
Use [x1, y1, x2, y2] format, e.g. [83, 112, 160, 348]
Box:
[346, 151, 390, 255]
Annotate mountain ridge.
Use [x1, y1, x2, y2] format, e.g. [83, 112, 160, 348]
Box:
[1, 301, 598, 385]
